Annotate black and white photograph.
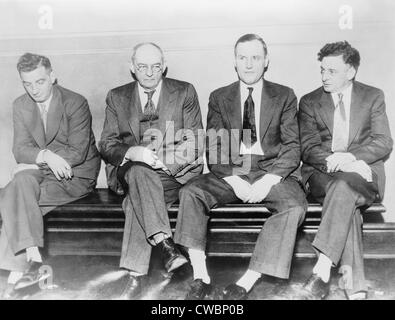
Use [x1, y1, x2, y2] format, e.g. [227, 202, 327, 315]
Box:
[0, 0, 394, 306]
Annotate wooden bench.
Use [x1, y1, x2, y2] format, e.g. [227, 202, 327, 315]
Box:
[39, 188, 395, 259]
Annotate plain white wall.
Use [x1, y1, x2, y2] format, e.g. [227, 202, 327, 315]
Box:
[1, 0, 394, 219]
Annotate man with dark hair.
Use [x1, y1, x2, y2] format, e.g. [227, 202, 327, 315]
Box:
[99, 42, 204, 299]
[0, 53, 101, 299]
[299, 41, 393, 299]
[174, 34, 307, 300]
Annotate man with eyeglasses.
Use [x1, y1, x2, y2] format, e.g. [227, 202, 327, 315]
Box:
[99, 42, 204, 299]
[298, 41, 392, 299]
[173, 34, 307, 300]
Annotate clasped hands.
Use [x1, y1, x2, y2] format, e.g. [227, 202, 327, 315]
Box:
[13, 150, 73, 181]
[326, 152, 372, 182]
[224, 174, 282, 203]
[124, 146, 168, 171]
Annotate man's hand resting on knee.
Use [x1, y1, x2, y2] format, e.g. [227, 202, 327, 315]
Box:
[42, 150, 73, 180]
[223, 176, 252, 202]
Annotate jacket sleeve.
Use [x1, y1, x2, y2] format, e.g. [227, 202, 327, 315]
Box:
[298, 95, 332, 172]
[268, 89, 301, 178]
[99, 91, 131, 166]
[12, 103, 42, 164]
[165, 84, 204, 176]
[50, 98, 94, 167]
[206, 92, 236, 178]
[348, 90, 393, 163]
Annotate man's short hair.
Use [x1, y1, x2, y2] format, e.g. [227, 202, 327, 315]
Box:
[17, 53, 52, 73]
[317, 41, 360, 70]
[234, 34, 268, 56]
[131, 42, 165, 64]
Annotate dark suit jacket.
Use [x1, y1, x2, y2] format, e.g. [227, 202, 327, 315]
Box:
[12, 84, 101, 181]
[99, 77, 204, 192]
[206, 80, 301, 183]
[298, 81, 393, 199]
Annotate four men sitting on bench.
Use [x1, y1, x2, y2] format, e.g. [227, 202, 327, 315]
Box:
[0, 36, 392, 300]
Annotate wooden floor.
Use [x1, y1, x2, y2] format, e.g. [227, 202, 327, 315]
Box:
[1, 255, 395, 300]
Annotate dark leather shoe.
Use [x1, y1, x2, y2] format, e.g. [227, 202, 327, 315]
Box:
[120, 275, 145, 300]
[157, 238, 188, 273]
[185, 279, 213, 300]
[302, 274, 330, 300]
[222, 283, 248, 300]
[14, 261, 50, 290]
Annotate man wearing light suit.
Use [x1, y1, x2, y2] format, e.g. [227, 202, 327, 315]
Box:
[174, 34, 307, 300]
[99, 42, 204, 299]
[0, 53, 101, 299]
[299, 41, 393, 299]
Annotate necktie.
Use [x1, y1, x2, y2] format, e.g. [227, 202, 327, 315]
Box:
[242, 87, 257, 148]
[38, 103, 47, 132]
[142, 90, 158, 121]
[332, 93, 348, 152]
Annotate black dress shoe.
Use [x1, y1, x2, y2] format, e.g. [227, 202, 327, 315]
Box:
[302, 274, 330, 300]
[14, 261, 50, 290]
[120, 275, 145, 300]
[185, 279, 213, 300]
[222, 283, 248, 300]
[157, 238, 188, 273]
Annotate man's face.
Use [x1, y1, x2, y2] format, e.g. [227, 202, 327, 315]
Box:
[130, 45, 165, 90]
[20, 65, 55, 103]
[320, 55, 356, 93]
[234, 40, 268, 85]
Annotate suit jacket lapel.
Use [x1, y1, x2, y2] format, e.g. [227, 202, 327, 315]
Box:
[317, 89, 335, 137]
[127, 82, 141, 141]
[26, 98, 46, 148]
[158, 79, 177, 141]
[221, 82, 242, 141]
[348, 82, 366, 146]
[259, 80, 277, 142]
[45, 85, 63, 144]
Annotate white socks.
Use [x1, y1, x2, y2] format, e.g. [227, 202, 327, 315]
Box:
[26, 246, 42, 263]
[7, 271, 24, 285]
[7, 247, 43, 285]
[188, 248, 210, 284]
[236, 269, 261, 292]
[312, 253, 332, 283]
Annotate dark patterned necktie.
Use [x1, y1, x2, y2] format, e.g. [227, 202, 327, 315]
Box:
[332, 93, 348, 152]
[142, 90, 158, 121]
[242, 87, 257, 148]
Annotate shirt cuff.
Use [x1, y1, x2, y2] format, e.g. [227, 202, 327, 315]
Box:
[35, 149, 47, 164]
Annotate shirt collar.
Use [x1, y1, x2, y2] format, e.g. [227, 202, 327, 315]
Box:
[37, 92, 53, 111]
[137, 80, 162, 99]
[240, 78, 263, 93]
[331, 82, 353, 102]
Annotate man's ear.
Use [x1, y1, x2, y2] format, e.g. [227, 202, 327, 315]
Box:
[264, 55, 270, 69]
[130, 61, 136, 74]
[347, 66, 357, 80]
[49, 71, 56, 84]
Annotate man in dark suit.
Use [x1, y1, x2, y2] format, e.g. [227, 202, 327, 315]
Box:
[298, 41, 393, 299]
[0, 53, 101, 299]
[99, 42, 204, 299]
[174, 34, 307, 300]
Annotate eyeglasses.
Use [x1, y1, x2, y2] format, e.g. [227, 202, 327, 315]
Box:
[135, 64, 162, 73]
